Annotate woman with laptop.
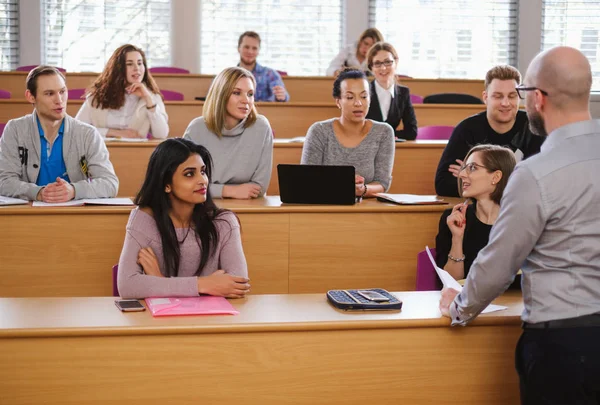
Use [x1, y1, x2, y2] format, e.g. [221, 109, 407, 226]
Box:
[117, 138, 250, 299]
[365, 42, 418, 140]
[301, 69, 395, 199]
[435, 144, 516, 281]
[75, 44, 169, 139]
[183, 67, 273, 199]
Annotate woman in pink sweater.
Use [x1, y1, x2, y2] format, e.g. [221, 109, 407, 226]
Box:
[117, 138, 250, 298]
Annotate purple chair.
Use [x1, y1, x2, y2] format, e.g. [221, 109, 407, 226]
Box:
[416, 125, 455, 140]
[410, 94, 424, 104]
[0, 89, 11, 99]
[68, 88, 86, 100]
[276, 70, 288, 77]
[112, 264, 119, 297]
[416, 248, 440, 291]
[149, 67, 190, 74]
[16, 65, 66, 72]
[160, 89, 184, 101]
[0, 123, 6, 138]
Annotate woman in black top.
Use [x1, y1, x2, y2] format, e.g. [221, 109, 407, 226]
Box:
[435, 144, 516, 280]
[365, 42, 418, 140]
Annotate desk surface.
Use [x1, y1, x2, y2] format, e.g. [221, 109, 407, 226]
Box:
[0, 291, 523, 338]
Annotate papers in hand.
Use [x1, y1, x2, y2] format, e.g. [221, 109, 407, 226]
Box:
[0, 196, 28, 206]
[425, 246, 507, 314]
[32, 198, 135, 207]
[376, 193, 446, 205]
[145, 296, 239, 317]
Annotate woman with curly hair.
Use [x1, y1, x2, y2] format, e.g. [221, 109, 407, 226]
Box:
[75, 44, 169, 139]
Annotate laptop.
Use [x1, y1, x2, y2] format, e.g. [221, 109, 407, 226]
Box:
[277, 164, 356, 205]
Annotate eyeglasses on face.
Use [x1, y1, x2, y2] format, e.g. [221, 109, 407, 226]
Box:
[372, 59, 395, 69]
[515, 85, 549, 100]
[459, 162, 488, 174]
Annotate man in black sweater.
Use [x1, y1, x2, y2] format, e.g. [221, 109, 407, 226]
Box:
[434, 65, 545, 197]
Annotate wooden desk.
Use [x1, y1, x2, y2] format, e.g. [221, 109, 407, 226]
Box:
[0, 71, 485, 102]
[0, 292, 522, 404]
[0, 99, 485, 139]
[0, 197, 458, 297]
[105, 140, 446, 197]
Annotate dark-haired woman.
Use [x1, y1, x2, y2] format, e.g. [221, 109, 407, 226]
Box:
[117, 138, 249, 299]
[301, 69, 395, 198]
[75, 44, 169, 139]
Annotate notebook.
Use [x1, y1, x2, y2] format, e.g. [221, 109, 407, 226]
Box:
[376, 193, 447, 205]
[145, 296, 239, 317]
[277, 164, 356, 205]
[32, 198, 135, 207]
[0, 196, 28, 206]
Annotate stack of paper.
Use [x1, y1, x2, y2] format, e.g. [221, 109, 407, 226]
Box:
[425, 246, 507, 314]
[0, 196, 28, 206]
[376, 193, 447, 205]
[32, 198, 135, 207]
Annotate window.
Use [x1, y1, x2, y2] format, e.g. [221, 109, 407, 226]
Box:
[200, 0, 343, 76]
[0, 0, 19, 70]
[369, 0, 519, 79]
[42, 0, 171, 72]
[542, 0, 600, 91]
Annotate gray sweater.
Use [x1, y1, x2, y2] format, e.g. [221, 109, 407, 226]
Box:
[117, 208, 248, 299]
[183, 115, 273, 198]
[301, 118, 395, 191]
[0, 113, 119, 200]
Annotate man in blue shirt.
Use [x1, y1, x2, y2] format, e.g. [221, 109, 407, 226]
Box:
[237, 31, 290, 102]
[0, 66, 118, 201]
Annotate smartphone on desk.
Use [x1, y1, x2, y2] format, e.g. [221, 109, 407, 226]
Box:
[357, 290, 390, 302]
[115, 299, 146, 312]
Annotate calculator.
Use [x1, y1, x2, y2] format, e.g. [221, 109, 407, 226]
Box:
[326, 288, 403, 311]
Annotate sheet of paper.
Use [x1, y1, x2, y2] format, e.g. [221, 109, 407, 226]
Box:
[0, 196, 29, 206]
[376, 193, 444, 204]
[82, 198, 134, 206]
[104, 137, 148, 142]
[32, 200, 85, 207]
[425, 246, 508, 314]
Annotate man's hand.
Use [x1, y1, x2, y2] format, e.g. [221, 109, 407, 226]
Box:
[40, 177, 75, 202]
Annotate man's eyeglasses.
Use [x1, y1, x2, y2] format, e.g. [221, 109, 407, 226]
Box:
[459, 162, 488, 174]
[515, 85, 549, 100]
[372, 59, 395, 69]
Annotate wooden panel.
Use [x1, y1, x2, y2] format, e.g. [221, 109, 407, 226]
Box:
[236, 213, 289, 294]
[0, 99, 485, 140]
[288, 212, 441, 293]
[106, 141, 159, 198]
[0, 71, 485, 102]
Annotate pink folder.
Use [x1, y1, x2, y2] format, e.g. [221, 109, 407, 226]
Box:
[145, 296, 239, 317]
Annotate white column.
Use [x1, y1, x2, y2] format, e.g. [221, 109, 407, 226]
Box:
[171, 0, 201, 73]
[18, 0, 42, 66]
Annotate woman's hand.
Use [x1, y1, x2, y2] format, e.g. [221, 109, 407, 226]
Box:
[355, 174, 365, 197]
[137, 247, 163, 277]
[446, 202, 468, 239]
[197, 270, 250, 298]
[126, 82, 153, 105]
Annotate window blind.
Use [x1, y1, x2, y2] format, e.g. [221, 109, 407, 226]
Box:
[368, 0, 519, 79]
[42, 0, 171, 72]
[0, 0, 19, 70]
[542, 0, 600, 91]
[200, 0, 343, 76]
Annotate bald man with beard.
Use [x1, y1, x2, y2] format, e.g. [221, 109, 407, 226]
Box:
[439, 47, 600, 404]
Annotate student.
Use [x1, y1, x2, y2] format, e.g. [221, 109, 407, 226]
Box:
[0, 65, 118, 201]
[75, 44, 169, 139]
[435, 144, 516, 280]
[117, 138, 250, 299]
[237, 31, 289, 102]
[365, 42, 417, 140]
[439, 46, 600, 403]
[301, 69, 395, 198]
[434, 65, 544, 197]
[183, 67, 273, 199]
[326, 28, 384, 77]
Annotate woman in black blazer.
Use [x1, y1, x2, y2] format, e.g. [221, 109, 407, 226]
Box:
[365, 42, 418, 140]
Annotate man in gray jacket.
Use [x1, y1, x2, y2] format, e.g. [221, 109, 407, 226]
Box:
[0, 65, 118, 201]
